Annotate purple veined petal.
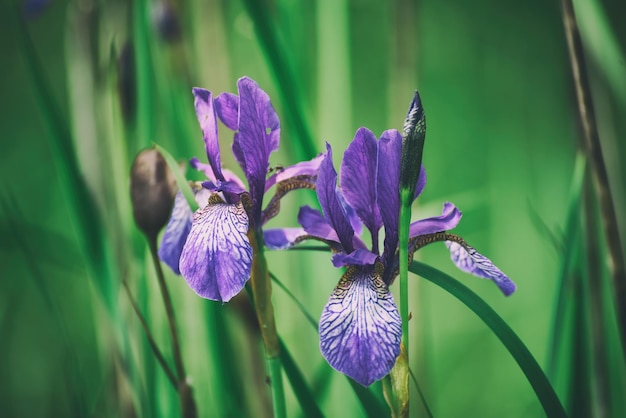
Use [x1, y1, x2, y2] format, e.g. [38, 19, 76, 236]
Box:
[414, 165, 427, 200]
[215, 92, 239, 131]
[222, 168, 247, 191]
[332, 249, 378, 268]
[377, 129, 402, 268]
[158, 191, 193, 275]
[340, 127, 382, 237]
[236, 77, 280, 214]
[317, 143, 356, 252]
[446, 241, 517, 296]
[264, 153, 324, 192]
[264, 227, 308, 250]
[192, 88, 225, 182]
[179, 199, 252, 302]
[409, 202, 462, 237]
[298, 206, 340, 243]
[319, 266, 402, 387]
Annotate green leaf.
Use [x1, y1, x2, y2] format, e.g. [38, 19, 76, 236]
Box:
[410, 261, 567, 418]
[154, 144, 199, 212]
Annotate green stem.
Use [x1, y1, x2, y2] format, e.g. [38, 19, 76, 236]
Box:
[399, 189, 412, 353]
[147, 237, 197, 418]
[249, 232, 286, 418]
[411, 261, 568, 418]
[122, 279, 178, 389]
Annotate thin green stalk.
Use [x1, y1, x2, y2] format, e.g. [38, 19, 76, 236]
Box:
[249, 232, 286, 418]
[399, 190, 412, 353]
[411, 261, 568, 418]
[561, 0, 626, 358]
[122, 279, 178, 389]
[147, 238, 197, 418]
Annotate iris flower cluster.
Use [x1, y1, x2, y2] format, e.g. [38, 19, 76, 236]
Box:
[159, 77, 516, 387]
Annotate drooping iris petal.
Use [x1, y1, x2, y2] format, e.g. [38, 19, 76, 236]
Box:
[340, 127, 382, 236]
[263, 227, 308, 250]
[236, 77, 280, 216]
[319, 266, 402, 387]
[192, 88, 224, 182]
[332, 249, 378, 268]
[179, 199, 252, 302]
[317, 143, 355, 252]
[214, 92, 239, 130]
[409, 202, 462, 237]
[446, 241, 517, 296]
[377, 129, 402, 267]
[264, 153, 324, 192]
[158, 191, 193, 274]
[297, 206, 340, 243]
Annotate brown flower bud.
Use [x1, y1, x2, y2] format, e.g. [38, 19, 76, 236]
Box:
[130, 147, 177, 240]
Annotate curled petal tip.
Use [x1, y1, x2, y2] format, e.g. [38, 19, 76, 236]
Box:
[446, 241, 517, 296]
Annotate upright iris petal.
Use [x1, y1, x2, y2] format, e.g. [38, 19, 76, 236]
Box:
[319, 265, 402, 387]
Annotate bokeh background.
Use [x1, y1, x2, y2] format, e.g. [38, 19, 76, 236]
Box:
[1, 0, 625, 417]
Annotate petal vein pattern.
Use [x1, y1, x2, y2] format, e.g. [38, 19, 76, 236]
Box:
[180, 200, 252, 302]
[319, 266, 402, 386]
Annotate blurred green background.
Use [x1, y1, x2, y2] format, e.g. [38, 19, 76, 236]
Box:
[1, 0, 625, 417]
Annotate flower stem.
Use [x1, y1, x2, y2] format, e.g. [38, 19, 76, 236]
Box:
[249, 231, 286, 418]
[147, 237, 197, 418]
[122, 278, 178, 389]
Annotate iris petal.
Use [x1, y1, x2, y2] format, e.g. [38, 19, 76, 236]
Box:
[263, 227, 307, 250]
[446, 241, 517, 296]
[409, 202, 462, 237]
[340, 127, 382, 236]
[236, 77, 280, 215]
[179, 199, 252, 302]
[192, 88, 224, 182]
[377, 129, 402, 268]
[214, 92, 239, 131]
[319, 266, 402, 387]
[317, 143, 355, 252]
[158, 191, 193, 274]
[297, 206, 340, 243]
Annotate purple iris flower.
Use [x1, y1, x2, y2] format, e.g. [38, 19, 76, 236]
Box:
[158, 77, 322, 302]
[267, 127, 516, 386]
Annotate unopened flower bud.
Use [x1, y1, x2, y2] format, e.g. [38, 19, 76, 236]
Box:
[130, 147, 177, 239]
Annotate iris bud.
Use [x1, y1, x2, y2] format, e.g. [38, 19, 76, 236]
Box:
[130, 147, 177, 239]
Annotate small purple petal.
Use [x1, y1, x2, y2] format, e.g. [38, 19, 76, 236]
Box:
[337, 189, 363, 237]
[214, 92, 239, 131]
[409, 202, 462, 237]
[317, 144, 355, 252]
[298, 206, 340, 243]
[201, 180, 246, 195]
[264, 153, 324, 192]
[158, 191, 193, 274]
[340, 127, 382, 237]
[319, 266, 402, 387]
[264, 227, 307, 250]
[190, 157, 216, 182]
[332, 249, 378, 267]
[446, 241, 517, 296]
[192, 88, 224, 182]
[236, 77, 280, 214]
[377, 129, 402, 268]
[179, 200, 252, 302]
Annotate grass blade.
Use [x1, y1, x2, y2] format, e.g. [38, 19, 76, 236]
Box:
[410, 261, 567, 418]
